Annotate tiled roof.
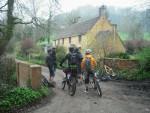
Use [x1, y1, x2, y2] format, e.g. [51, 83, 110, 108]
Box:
[55, 17, 99, 40]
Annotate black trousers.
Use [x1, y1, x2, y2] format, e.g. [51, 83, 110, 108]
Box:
[84, 70, 94, 84]
[48, 65, 55, 77]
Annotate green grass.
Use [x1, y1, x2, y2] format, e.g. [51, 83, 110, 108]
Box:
[16, 55, 45, 65]
[119, 32, 128, 41]
[119, 32, 150, 41]
[144, 32, 150, 40]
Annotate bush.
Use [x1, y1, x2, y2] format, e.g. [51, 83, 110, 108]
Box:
[118, 47, 150, 80]
[0, 55, 16, 85]
[20, 38, 34, 56]
[125, 39, 150, 54]
[0, 84, 14, 101]
[56, 46, 67, 68]
[0, 55, 17, 106]
[135, 47, 150, 72]
[107, 52, 130, 59]
[16, 45, 46, 65]
[119, 69, 150, 81]
[0, 87, 50, 112]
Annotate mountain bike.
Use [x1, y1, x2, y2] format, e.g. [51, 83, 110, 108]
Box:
[98, 65, 119, 81]
[61, 66, 77, 96]
[83, 71, 102, 97]
[41, 75, 56, 87]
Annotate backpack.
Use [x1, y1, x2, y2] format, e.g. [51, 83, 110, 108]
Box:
[85, 57, 91, 71]
[69, 52, 78, 65]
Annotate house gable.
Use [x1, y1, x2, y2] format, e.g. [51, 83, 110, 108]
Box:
[81, 6, 126, 58]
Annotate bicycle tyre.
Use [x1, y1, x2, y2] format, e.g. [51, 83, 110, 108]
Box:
[68, 77, 76, 96]
[62, 81, 66, 90]
[42, 77, 49, 87]
[95, 80, 102, 97]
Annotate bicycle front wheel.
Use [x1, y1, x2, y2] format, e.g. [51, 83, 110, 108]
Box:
[95, 80, 102, 97]
[61, 80, 66, 90]
[68, 77, 76, 96]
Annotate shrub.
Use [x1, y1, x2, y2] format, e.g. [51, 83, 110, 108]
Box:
[119, 69, 150, 81]
[118, 47, 150, 80]
[135, 47, 150, 72]
[0, 55, 17, 106]
[125, 39, 150, 54]
[20, 38, 34, 56]
[0, 84, 13, 101]
[0, 87, 42, 112]
[16, 44, 46, 65]
[0, 55, 16, 85]
[107, 52, 130, 59]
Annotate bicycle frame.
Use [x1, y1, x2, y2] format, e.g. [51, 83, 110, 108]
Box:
[62, 67, 78, 96]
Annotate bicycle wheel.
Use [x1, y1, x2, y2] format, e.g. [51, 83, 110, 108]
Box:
[95, 80, 102, 97]
[61, 80, 66, 90]
[42, 76, 49, 87]
[90, 78, 95, 89]
[68, 77, 76, 96]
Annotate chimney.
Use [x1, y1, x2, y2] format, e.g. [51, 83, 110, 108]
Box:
[99, 5, 107, 18]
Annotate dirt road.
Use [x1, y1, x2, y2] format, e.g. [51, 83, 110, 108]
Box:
[32, 67, 150, 113]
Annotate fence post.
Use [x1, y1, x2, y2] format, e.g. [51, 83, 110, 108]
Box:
[30, 65, 42, 89]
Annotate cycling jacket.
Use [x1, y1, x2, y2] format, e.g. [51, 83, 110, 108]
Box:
[81, 54, 97, 71]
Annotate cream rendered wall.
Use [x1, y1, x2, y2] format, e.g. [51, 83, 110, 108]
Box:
[56, 36, 82, 48]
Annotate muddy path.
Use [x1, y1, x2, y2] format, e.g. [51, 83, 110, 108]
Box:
[31, 67, 150, 113]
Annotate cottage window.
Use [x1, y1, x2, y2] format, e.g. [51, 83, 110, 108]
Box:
[78, 35, 82, 43]
[69, 37, 71, 43]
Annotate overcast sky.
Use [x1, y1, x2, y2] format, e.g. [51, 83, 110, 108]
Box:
[59, 0, 148, 12]
[17, 0, 149, 20]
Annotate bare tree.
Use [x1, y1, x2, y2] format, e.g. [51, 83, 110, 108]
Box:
[0, 0, 60, 55]
[0, 0, 33, 56]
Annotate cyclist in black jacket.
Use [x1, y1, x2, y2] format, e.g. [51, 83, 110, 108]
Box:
[60, 46, 77, 67]
[60, 46, 78, 80]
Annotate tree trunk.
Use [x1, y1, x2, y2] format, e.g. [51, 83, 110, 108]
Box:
[0, 0, 15, 56]
[6, 0, 15, 40]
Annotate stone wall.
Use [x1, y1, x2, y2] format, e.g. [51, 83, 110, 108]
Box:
[16, 60, 42, 89]
[100, 58, 139, 70]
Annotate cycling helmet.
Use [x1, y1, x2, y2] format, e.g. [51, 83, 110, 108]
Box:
[69, 45, 75, 53]
[47, 48, 52, 53]
[52, 46, 56, 50]
[85, 49, 92, 54]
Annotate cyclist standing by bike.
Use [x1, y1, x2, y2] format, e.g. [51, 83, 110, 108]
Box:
[81, 49, 97, 93]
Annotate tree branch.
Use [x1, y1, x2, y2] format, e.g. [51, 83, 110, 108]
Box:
[0, 9, 8, 12]
[14, 20, 33, 25]
[0, 2, 8, 10]
[13, 17, 33, 24]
